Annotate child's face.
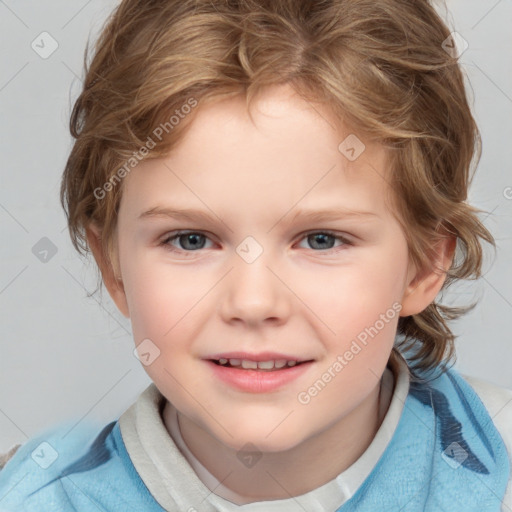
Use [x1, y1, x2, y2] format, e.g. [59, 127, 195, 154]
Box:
[112, 84, 418, 452]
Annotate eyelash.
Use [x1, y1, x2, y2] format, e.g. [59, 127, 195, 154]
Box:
[159, 230, 353, 255]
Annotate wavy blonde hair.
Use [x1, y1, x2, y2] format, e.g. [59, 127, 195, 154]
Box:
[61, 0, 495, 379]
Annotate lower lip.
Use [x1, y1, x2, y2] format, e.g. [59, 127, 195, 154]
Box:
[205, 360, 313, 393]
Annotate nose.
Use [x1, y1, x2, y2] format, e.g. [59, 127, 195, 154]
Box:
[218, 246, 292, 327]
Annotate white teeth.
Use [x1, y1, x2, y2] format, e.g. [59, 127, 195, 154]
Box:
[216, 358, 303, 370]
[257, 360, 274, 370]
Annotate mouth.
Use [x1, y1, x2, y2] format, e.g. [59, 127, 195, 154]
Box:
[208, 358, 314, 372]
[205, 357, 314, 393]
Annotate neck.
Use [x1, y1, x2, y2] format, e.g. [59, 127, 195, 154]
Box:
[164, 374, 391, 503]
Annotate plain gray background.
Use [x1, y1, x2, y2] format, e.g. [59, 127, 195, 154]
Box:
[0, 0, 511, 454]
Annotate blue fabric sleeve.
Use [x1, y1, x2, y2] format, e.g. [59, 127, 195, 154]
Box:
[0, 419, 165, 511]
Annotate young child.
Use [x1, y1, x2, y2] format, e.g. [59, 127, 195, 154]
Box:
[1, 0, 511, 510]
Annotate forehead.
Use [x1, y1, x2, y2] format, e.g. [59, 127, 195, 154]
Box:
[120, 84, 395, 224]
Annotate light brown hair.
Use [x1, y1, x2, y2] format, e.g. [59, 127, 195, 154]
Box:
[61, 0, 495, 380]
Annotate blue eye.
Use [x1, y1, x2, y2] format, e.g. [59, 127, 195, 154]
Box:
[161, 231, 213, 252]
[159, 230, 351, 253]
[297, 231, 349, 251]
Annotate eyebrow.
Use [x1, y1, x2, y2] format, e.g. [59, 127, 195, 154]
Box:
[138, 207, 223, 223]
[138, 206, 380, 223]
[288, 208, 379, 223]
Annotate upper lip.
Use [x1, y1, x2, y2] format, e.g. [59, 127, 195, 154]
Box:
[204, 351, 313, 363]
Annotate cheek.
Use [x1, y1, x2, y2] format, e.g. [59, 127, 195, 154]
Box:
[123, 261, 206, 390]
[123, 252, 211, 349]
[293, 247, 407, 370]
[301, 256, 406, 329]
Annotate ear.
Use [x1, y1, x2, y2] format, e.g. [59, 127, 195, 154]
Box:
[400, 233, 456, 317]
[86, 222, 130, 318]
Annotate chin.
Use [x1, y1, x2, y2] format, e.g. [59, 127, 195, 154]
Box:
[219, 426, 305, 454]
